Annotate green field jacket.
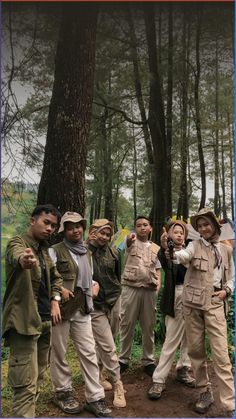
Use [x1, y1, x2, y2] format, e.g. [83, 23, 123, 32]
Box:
[2, 230, 63, 341]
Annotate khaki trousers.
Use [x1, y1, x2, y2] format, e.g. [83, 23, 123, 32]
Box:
[153, 285, 191, 384]
[109, 296, 121, 342]
[119, 285, 157, 366]
[7, 321, 51, 418]
[50, 310, 104, 403]
[184, 295, 234, 411]
[91, 308, 120, 383]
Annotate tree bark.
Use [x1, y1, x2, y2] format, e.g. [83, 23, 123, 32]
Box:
[214, 38, 220, 217]
[143, 3, 168, 242]
[177, 8, 190, 221]
[37, 3, 98, 215]
[194, 8, 206, 210]
[166, 4, 173, 216]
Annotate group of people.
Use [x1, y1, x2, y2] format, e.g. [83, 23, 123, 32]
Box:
[2, 204, 235, 418]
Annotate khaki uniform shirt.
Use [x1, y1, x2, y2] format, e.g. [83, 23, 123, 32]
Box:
[2, 230, 63, 339]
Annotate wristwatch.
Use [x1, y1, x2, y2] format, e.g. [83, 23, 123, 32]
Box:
[51, 295, 61, 302]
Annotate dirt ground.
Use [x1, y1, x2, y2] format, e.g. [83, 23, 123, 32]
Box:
[44, 361, 230, 418]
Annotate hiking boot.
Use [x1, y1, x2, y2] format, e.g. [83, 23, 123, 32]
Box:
[113, 380, 126, 408]
[100, 369, 113, 391]
[119, 361, 129, 374]
[85, 398, 112, 417]
[176, 366, 196, 387]
[148, 383, 166, 400]
[144, 363, 156, 377]
[194, 389, 214, 414]
[53, 390, 82, 414]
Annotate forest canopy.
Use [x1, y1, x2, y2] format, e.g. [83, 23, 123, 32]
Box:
[2, 2, 234, 240]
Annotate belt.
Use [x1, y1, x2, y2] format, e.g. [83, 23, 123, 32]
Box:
[213, 287, 222, 292]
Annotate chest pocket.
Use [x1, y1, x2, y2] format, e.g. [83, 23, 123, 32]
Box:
[56, 259, 76, 282]
[192, 256, 208, 272]
[57, 260, 70, 273]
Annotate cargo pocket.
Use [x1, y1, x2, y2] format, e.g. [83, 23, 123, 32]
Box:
[193, 256, 208, 271]
[8, 354, 31, 388]
[183, 285, 206, 308]
[122, 267, 137, 282]
[56, 260, 70, 273]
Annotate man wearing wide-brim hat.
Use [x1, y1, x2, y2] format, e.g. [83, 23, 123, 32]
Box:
[172, 207, 234, 417]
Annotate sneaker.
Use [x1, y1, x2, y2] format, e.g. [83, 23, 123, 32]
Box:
[100, 369, 113, 391]
[84, 398, 112, 417]
[119, 361, 129, 374]
[176, 366, 196, 387]
[148, 383, 166, 400]
[144, 363, 156, 377]
[113, 380, 126, 408]
[53, 390, 82, 414]
[194, 389, 214, 413]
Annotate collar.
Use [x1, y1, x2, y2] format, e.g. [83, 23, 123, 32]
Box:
[22, 229, 49, 252]
[200, 237, 219, 247]
[89, 241, 107, 252]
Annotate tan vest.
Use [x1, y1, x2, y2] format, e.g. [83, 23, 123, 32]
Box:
[122, 240, 160, 289]
[182, 240, 230, 311]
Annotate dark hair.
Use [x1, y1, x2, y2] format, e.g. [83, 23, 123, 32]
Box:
[135, 215, 152, 226]
[31, 204, 61, 220]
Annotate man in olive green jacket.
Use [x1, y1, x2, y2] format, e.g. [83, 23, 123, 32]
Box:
[2, 204, 63, 418]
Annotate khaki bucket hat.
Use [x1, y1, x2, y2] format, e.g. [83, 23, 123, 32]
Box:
[190, 207, 221, 234]
[58, 211, 87, 233]
[89, 218, 114, 234]
[165, 220, 188, 240]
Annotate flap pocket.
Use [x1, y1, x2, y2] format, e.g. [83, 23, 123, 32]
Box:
[57, 260, 70, 273]
[193, 257, 208, 271]
[123, 267, 136, 281]
[183, 285, 206, 307]
[8, 354, 31, 388]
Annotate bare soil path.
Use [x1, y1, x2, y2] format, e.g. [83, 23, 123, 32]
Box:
[44, 362, 229, 418]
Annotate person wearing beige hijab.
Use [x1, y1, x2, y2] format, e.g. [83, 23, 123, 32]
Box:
[173, 208, 234, 417]
[148, 220, 195, 401]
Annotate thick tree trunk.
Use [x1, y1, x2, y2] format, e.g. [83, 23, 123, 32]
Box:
[214, 38, 220, 217]
[166, 4, 173, 216]
[144, 3, 168, 243]
[194, 9, 206, 210]
[101, 105, 113, 221]
[127, 7, 155, 223]
[37, 3, 98, 215]
[177, 8, 190, 221]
